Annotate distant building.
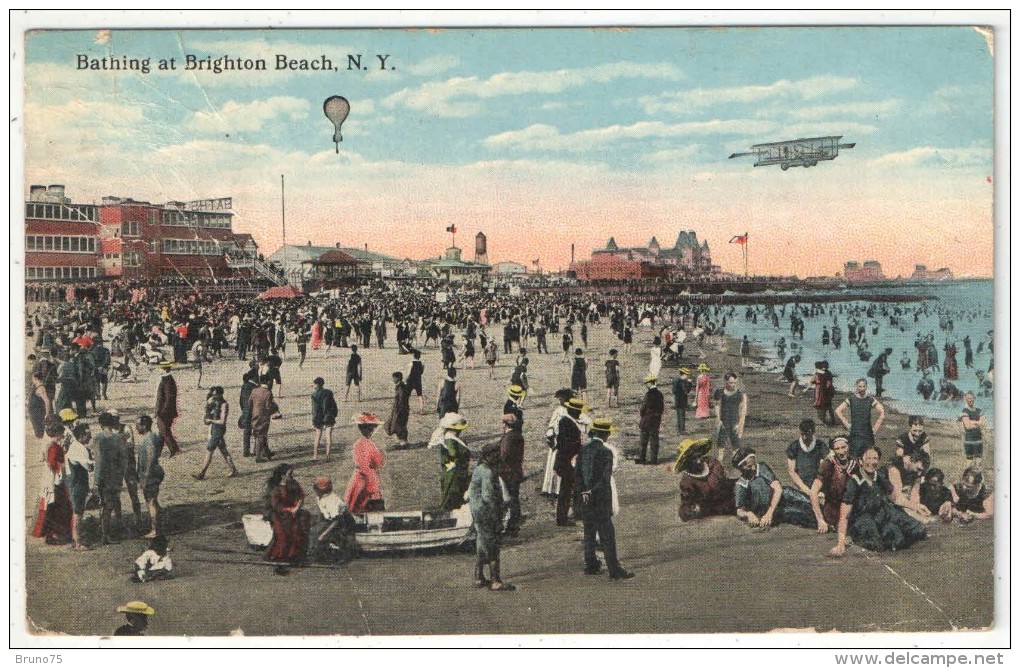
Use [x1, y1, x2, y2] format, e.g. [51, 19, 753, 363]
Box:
[577, 230, 712, 280]
[268, 242, 405, 285]
[493, 261, 528, 275]
[97, 194, 270, 281]
[570, 253, 666, 281]
[909, 264, 954, 281]
[425, 246, 491, 283]
[25, 185, 102, 281]
[842, 260, 886, 283]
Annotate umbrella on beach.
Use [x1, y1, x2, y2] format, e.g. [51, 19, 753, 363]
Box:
[257, 285, 304, 300]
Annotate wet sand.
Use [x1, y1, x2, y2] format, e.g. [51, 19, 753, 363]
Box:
[22, 321, 994, 637]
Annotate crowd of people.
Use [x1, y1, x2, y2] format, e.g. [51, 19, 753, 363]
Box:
[25, 278, 994, 599]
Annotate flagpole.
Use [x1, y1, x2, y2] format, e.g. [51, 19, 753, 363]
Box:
[744, 231, 748, 277]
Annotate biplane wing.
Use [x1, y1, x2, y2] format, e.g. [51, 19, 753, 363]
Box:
[729, 135, 855, 170]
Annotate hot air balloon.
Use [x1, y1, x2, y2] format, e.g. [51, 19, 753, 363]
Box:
[323, 95, 351, 153]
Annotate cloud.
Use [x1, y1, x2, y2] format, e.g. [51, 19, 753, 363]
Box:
[640, 76, 860, 113]
[772, 121, 877, 139]
[191, 96, 311, 133]
[642, 145, 705, 163]
[383, 61, 683, 117]
[867, 145, 992, 169]
[484, 119, 777, 152]
[407, 54, 460, 76]
[788, 100, 901, 120]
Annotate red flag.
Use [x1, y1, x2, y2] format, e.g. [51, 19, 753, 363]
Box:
[446, 224, 457, 233]
[729, 233, 748, 245]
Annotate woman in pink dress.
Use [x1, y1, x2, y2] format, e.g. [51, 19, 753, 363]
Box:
[695, 364, 712, 419]
[344, 413, 386, 513]
[310, 320, 323, 351]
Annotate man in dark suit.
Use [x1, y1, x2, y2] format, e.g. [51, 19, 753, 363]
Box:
[671, 367, 694, 435]
[575, 418, 634, 580]
[155, 362, 180, 457]
[637, 375, 665, 464]
[554, 398, 585, 527]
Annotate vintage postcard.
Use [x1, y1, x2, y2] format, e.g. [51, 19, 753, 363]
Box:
[10, 11, 1009, 653]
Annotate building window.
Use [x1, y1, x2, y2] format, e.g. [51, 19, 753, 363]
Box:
[123, 251, 141, 267]
[26, 235, 97, 254]
[122, 220, 141, 236]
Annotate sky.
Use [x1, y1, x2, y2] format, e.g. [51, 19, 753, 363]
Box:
[20, 24, 995, 277]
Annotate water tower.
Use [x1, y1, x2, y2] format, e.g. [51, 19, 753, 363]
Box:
[475, 231, 488, 265]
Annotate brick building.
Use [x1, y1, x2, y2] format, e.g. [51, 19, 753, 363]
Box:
[570, 253, 665, 281]
[25, 185, 102, 281]
[573, 230, 714, 281]
[842, 260, 886, 283]
[99, 195, 251, 279]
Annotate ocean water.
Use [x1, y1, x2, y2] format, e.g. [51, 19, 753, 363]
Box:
[718, 280, 995, 427]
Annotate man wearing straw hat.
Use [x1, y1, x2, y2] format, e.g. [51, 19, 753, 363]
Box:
[553, 397, 587, 527]
[637, 375, 665, 465]
[576, 418, 634, 580]
[114, 601, 155, 636]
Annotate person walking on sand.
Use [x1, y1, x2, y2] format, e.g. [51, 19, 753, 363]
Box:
[695, 364, 712, 419]
[783, 354, 802, 397]
[344, 345, 363, 402]
[604, 348, 621, 408]
[740, 335, 751, 368]
[576, 418, 634, 581]
[637, 375, 664, 465]
[958, 392, 987, 468]
[571, 348, 589, 404]
[344, 413, 386, 513]
[407, 349, 426, 414]
[385, 371, 411, 448]
[671, 367, 694, 435]
[154, 362, 180, 457]
[714, 372, 747, 463]
[310, 377, 339, 461]
[134, 415, 164, 538]
[470, 442, 516, 592]
[194, 386, 238, 480]
[836, 378, 885, 459]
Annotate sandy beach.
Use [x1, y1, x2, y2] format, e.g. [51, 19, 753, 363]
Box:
[22, 320, 995, 637]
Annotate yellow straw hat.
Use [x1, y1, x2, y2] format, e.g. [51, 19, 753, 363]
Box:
[673, 438, 714, 474]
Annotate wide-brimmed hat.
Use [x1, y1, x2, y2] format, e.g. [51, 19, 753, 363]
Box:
[644, 375, 659, 384]
[439, 412, 469, 431]
[697, 363, 711, 372]
[352, 412, 383, 425]
[678, 367, 692, 376]
[589, 418, 618, 434]
[58, 408, 79, 423]
[673, 438, 713, 473]
[507, 385, 526, 399]
[563, 397, 587, 412]
[117, 601, 155, 616]
[158, 361, 174, 370]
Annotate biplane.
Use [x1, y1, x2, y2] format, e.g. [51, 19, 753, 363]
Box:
[729, 135, 855, 170]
